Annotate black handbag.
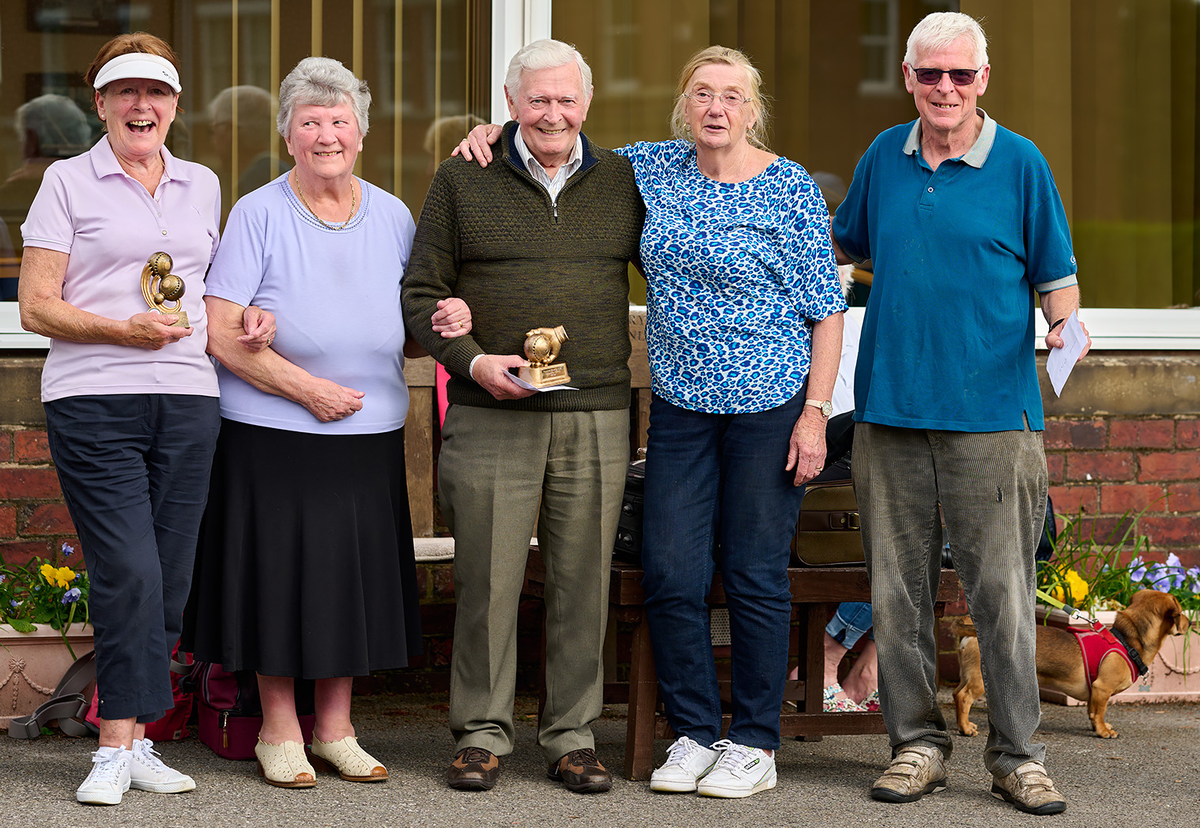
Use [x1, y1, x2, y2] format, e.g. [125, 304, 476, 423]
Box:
[613, 458, 646, 562]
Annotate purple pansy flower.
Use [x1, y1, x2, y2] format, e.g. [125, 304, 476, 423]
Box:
[61, 587, 82, 604]
[61, 542, 75, 558]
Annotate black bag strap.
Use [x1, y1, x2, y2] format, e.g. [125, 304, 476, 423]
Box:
[7, 649, 99, 740]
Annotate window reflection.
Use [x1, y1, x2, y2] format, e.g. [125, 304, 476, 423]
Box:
[0, 0, 490, 301]
[555, 0, 1200, 309]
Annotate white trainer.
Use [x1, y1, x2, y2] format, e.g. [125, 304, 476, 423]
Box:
[695, 740, 777, 799]
[76, 745, 132, 805]
[650, 736, 722, 793]
[129, 738, 196, 794]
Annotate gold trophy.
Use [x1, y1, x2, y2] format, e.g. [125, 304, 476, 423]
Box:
[140, 251, 188, 328]
[518, 325, 571, 388]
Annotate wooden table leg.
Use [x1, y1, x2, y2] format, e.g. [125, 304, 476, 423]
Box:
[625, 612, 659, 781]
[797, 603, 827, 741]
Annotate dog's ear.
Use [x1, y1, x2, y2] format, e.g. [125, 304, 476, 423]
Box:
[1169, 596, 1190, 634]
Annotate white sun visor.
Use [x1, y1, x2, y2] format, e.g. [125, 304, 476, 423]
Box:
[94, 53, 182, 94]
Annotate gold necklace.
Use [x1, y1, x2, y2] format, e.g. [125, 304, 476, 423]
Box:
[294, 172, 356, 230]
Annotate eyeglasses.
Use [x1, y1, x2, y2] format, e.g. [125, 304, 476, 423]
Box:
[910, 66, 982, 86]
[683, 90, 751, 109]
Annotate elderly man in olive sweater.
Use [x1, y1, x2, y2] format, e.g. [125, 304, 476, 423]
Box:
[401, 39, 643, 795]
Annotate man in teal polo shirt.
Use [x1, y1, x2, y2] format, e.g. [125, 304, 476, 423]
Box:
[831, 12, 1091, 816]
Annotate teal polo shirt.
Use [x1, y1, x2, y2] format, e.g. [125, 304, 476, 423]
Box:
[832, 110, 1077, 432]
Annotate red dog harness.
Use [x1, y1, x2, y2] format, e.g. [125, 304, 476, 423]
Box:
[1068, 627, 1141, 688]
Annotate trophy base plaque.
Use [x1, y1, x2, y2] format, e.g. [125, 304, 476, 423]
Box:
[169, 312, 190, 329]
[519, 362, 570, 388]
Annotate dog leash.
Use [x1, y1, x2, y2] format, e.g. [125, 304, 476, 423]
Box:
[1035, 589, 1149, 678]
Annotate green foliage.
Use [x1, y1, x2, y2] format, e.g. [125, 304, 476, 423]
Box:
[1037, 506, 1200, 618]
[0, 545, 90, 659]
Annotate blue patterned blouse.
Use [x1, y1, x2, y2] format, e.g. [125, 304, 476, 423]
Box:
[619, 140, 846, 414]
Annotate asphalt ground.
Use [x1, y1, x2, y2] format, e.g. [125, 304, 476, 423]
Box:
[2, 689, 1198, 828]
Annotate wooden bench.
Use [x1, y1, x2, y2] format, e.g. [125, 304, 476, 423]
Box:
[522, 550, 960, 780]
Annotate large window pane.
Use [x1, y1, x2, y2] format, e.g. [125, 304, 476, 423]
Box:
[0, 0, 491, 300]
[553, 0, 1200, 308]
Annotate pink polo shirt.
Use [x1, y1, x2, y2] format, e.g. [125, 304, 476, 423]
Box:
[22, 136, 221, 402]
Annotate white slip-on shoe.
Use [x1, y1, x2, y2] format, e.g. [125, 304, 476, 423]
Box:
[310, 735, 388, 782]
[76, 745, 132, 805]
[649, 735, 722, 793]
[129, 738, 196, 794]
[695, 740, 777, 799]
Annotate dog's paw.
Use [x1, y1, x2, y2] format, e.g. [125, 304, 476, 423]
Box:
[961, 722, 978, 737]
[1098, 728, 1119, 738]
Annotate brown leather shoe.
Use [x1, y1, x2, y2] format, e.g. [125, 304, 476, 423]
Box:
[446, 747, 500, 791]
[547, 748, 612, 793]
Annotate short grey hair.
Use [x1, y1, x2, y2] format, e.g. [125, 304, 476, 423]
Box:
[16, 94, 91, 158]
[904, 12, 988, 68]
[277, 57, 370, 140]
[504, 39, 592, 101]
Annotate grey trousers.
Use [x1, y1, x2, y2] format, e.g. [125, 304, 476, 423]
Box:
[853, 422, 1048, 777]
[438, 404, 628, 763]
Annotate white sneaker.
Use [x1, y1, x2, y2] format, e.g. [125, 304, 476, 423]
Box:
[129, 738, 196, 794]
[76, 745, 132, 805]
[696, 740, 777, 799]
[650, 736, 722, 793]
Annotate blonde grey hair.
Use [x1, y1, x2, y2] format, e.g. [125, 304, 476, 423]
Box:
[904, 12, 988, 68]
[504, 39, 592, 101]
[277, 57, 370, 140]
[669, 46, 770, 151]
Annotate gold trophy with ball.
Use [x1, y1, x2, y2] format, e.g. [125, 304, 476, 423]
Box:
[518, 325, 571, 388]
[141, 251, 188, 328]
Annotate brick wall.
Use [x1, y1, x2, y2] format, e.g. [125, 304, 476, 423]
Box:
[0, 426, 76, 569]
[938, 411, 1200, 685]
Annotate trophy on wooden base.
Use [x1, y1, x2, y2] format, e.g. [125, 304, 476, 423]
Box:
[518, 325, 570, 388]
[140, 251, 189, 328]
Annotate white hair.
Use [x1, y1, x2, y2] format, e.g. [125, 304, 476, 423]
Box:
[277, 57, 370, 140]
[504, 39, 592, 100]
[904, 12, 988, 67]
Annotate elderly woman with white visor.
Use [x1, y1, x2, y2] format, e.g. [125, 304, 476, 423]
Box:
[19, 32, 275, 806]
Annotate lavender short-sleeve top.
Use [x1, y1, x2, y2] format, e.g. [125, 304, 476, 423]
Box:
[204, 174, 416, 435]
[22, 136, 221, 402]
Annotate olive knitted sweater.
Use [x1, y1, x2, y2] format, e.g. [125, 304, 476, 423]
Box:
[402, 122, 645, 412]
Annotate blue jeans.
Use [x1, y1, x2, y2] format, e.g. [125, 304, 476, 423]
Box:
[827, 601, 873, 648]
[641, 391, 805, 750]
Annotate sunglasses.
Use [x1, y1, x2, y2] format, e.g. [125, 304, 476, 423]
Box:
[911, 67, 981, 86]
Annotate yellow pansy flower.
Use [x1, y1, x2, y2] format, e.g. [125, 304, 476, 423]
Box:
[40, 564, 76, 589]
[1049, 568, 1089, 605]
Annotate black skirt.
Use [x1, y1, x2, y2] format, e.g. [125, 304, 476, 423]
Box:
[183, 419, 422, 678]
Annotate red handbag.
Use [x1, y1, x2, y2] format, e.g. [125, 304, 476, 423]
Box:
[189, 662, 315, 760]
[84, 642, 193, 741]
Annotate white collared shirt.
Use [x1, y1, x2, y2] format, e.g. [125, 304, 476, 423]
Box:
[512, 127, 583, 203]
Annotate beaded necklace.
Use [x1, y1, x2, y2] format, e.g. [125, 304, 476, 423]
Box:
[293, 171, 356, 230]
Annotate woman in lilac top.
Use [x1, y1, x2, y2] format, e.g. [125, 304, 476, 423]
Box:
[181, 57, 468, 791]
[18, 33, 273, 806]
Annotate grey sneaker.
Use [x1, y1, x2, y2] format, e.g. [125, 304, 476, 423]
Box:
[870, 746, 946, 803]
[991, 761, 1067, 815]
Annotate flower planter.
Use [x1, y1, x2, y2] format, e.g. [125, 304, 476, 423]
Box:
[1034, 606, 1200, 705]
[0, 623, 94, 731]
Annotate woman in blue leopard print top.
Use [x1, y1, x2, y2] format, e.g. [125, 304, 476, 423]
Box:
[622, 46, 845, 799]
[456, 44, 844, 797]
